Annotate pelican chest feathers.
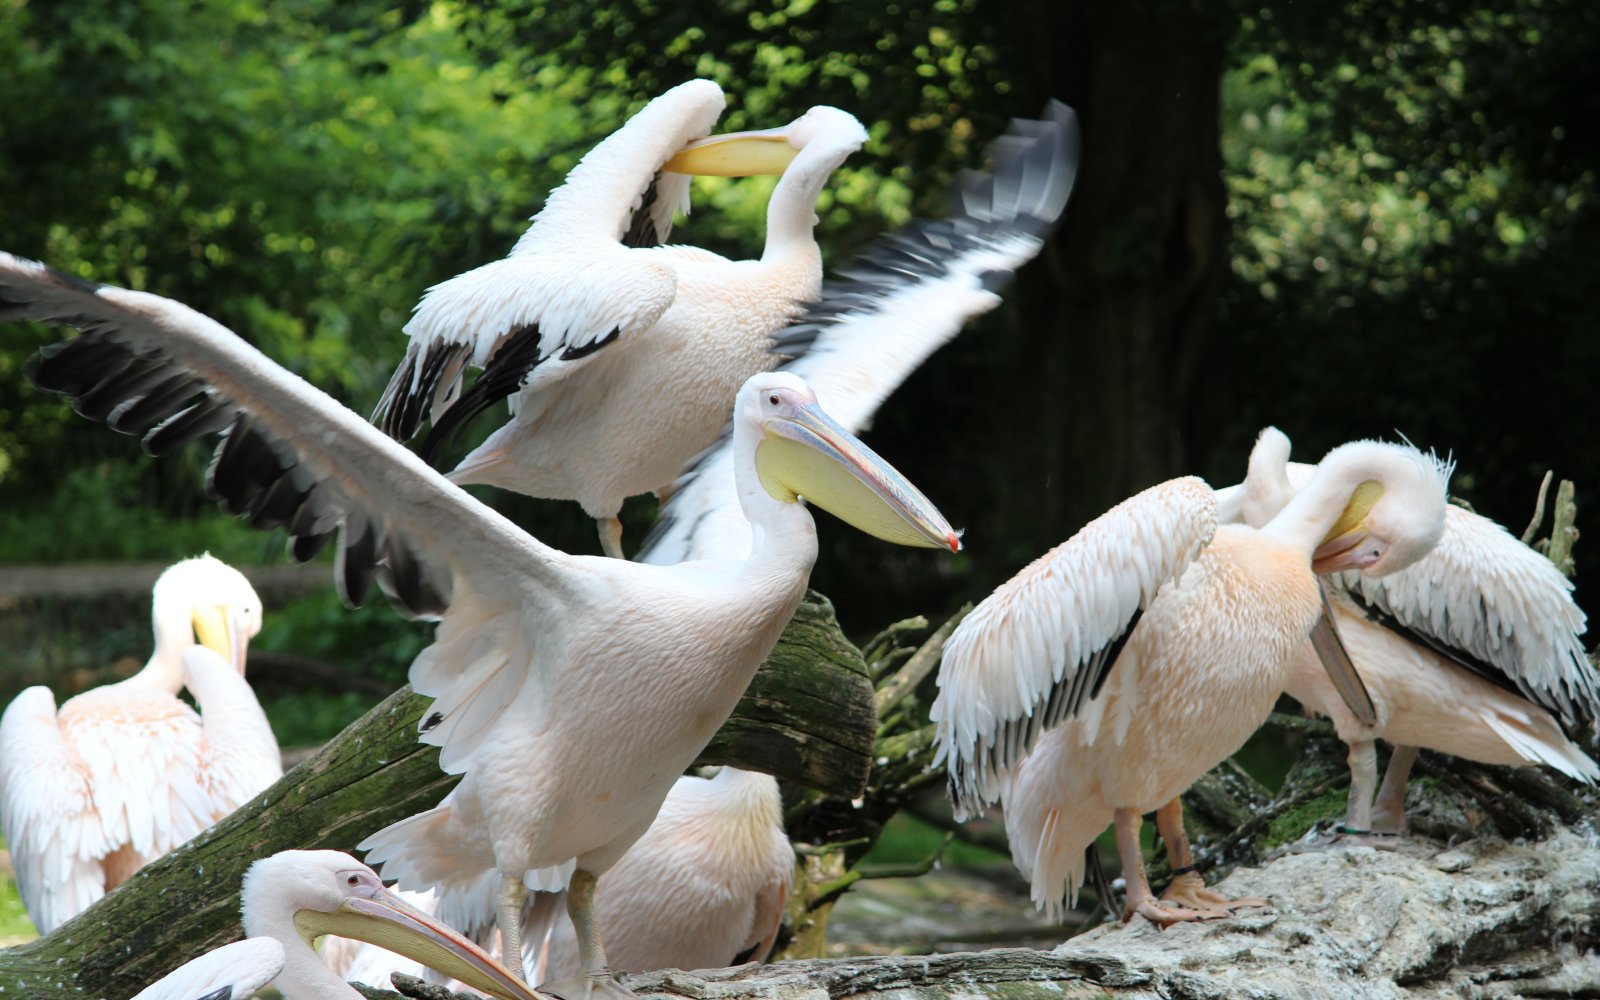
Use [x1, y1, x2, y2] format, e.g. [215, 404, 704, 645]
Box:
[374, 79, 869, 558]
[931, 438, 1449, 926]
[0, 554, 280, 935]
[129, 850, 538, 1000]
[1231, 427, 1599, 836]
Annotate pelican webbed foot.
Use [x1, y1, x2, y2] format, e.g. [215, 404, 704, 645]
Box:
[1123, 877, 1230, 927]
[539, 975, 637, 1000]
[1159, 870, 1270, 917]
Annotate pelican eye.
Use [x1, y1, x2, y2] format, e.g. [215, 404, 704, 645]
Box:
[768, 393, 780, 406]
[345, 874, 360, 887]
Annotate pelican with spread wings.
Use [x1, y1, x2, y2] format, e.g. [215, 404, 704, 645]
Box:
[374, 79, 868, 559]
[2, 250, 956, 997]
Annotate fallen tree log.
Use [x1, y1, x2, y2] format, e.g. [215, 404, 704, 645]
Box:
[365, 819, 1600, 1000]
[0, 591, 872, 998]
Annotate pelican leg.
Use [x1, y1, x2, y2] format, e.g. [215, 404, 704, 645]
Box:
[1153, 798, 1269, 915]
[1114, 808, 1222, 927]
[1371, 745, 1419, 835]
[497, 874, 529, 983]
[539, 869, 636, 1000]
[597, 517, 625, 560]
[1341, 739, 1378, 835]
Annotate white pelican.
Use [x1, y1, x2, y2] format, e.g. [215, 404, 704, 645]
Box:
[538, 767, 791, 979]
[0, 252, 956, 996]
[330, 767, 791, 987]
[1229, 427, 1600, 834]
[0, 555, 281, 934]
[129, 850, 539, 1000]
[931, 439, 1451, 925]
[641, 100, 1080, 564]
[373, 79, 869, 558]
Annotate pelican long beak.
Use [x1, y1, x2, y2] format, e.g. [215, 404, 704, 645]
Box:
[295, 888, 543, 1000]
[1311, 479, 1384, 574]
[192, 605, 248, 675]
[662, 127, 799, 176]
[1308, 582, 1377, 726]
[758, 401, 961, 551]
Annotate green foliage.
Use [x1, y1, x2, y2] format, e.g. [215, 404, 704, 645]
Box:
[1213, 0, 1600, 567]
[861, 810, 1007, 867]
[254, 590, 433, 686]
[0, 462, 274, 563]
[262, 689, 383, 747]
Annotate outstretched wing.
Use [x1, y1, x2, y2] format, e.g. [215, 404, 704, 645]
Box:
[931, 477, 1217, 818]
[373, 80, 727, 454]
[639, 101, 1081, 565]
[1337, 503, 1598, 725]
[2, 252, 592, 765]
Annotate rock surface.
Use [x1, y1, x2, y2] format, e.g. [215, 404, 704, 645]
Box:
[371, 828, 1600, 1000]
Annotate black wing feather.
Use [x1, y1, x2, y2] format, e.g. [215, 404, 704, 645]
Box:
[7, 257, 453, 621]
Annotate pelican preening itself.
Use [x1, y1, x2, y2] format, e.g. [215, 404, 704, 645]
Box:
[0, 555, 280, 934]
[932, 439, 1450, 925]
[1, 252, 956, 994]
[1230, 428, 1600, 835]
[129, 850, 539, 1000]
[375, 78, 870, 558]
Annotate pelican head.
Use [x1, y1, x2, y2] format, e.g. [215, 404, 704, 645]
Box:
[242, 850, 535, 1000]
[1308, 440, 1451, 577]
[662, 105, 867, 177]
[153, 554, 264, 676]
[740, 372, 960, 551]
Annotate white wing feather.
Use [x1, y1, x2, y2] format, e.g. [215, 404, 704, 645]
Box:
[1228, 435, 1596, 725]
[130, 937, 285, 1000]
[375, 80, 726, 436]
[1336, 503, 1597, 723]
[0, 687, 110, 934]
[931, 477, 1218, 816]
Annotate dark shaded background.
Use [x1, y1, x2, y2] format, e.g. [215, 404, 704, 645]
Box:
[2, 0, 1594, 654]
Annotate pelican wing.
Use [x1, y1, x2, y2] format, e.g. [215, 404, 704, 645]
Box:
[640, 102, 1080, 565]
[931, 477, 1218, 818]
[2, 252, 594, 767]
[0, 687, 110, 934]
[130, 937, 286, 1000]
[378, 251, 678, 460]
[1336, 503, 1598, 724]
[374, 80, 726, 452]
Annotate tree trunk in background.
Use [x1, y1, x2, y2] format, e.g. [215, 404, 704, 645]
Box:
[904, 0, 1229, 599]
[1021, 0, 1226, 510]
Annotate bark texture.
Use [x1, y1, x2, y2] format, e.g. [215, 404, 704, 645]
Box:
[372, 823, 1600, 1000]
[0, 591, 871, 998]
